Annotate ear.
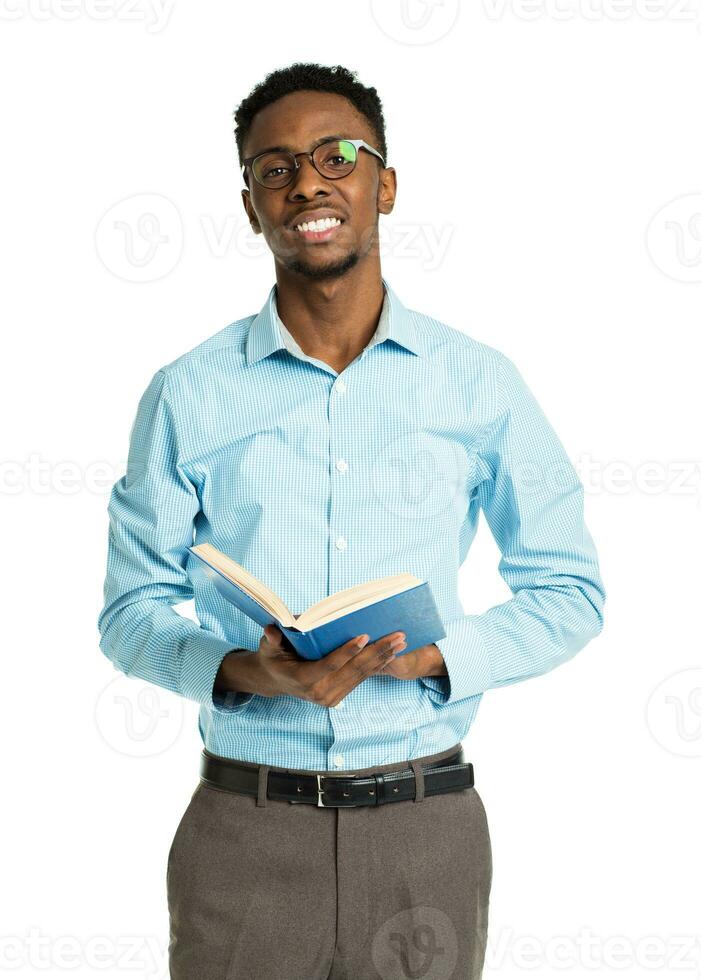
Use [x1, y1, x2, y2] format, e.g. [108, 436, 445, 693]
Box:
[241, 187, 262, 234]
[377, 166, 397, 217]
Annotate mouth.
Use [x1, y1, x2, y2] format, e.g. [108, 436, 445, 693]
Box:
[290, 216, 345, 243]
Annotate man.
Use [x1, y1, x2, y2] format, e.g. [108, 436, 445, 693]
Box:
[97, 62, 606, 980]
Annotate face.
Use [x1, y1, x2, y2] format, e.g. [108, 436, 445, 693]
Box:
[241, 89, 396, 281]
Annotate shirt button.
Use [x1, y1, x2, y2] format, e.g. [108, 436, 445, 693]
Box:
[335, 536, 347, 550]
[335, 379, 346, 394]
[333, 754, 344, 768]
[335, 459, 348, 473]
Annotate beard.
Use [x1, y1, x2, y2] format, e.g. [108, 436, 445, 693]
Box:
[284, 247, 361, 282]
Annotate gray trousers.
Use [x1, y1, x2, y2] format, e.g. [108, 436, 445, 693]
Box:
[167, 742, 492, 979]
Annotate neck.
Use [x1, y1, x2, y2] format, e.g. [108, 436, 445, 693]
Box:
[273, 261, 385, 374]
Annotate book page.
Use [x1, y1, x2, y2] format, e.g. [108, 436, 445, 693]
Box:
[297, 574, 421, 631]
[190, 543, 294, 626]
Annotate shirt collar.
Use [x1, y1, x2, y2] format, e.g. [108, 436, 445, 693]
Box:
[245, 276, 423, 365]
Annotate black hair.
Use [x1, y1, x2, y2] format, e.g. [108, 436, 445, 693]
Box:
[233, 63, 388, 175]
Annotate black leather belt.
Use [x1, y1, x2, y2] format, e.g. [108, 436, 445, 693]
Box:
[199, 748, 474, 807]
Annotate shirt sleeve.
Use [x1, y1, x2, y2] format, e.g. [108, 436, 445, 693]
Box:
[420, 351, 606, 706]
[97, 368, 251, 713]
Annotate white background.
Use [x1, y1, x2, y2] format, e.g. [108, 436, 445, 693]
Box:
[2, 1, 700, 977]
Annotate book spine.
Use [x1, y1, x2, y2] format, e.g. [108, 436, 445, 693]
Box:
[309, 631, 322, 660]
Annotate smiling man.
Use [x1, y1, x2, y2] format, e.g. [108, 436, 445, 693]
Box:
[98, 63, 606, 980]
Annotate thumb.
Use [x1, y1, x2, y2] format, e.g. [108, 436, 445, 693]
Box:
[263, 623, 284, 646]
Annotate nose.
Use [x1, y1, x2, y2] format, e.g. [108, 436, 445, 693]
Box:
[287, 153, 332, 200]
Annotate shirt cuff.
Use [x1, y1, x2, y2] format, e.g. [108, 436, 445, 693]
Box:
[212, 688, 256, 712]
[421, 617, 492, 705]
[179, 632, 253, 712]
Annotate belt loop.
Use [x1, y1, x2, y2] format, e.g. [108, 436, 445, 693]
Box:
[374, 772, 385, 805]
[256, 765, 270, 807]
[409, 759, 425, 802]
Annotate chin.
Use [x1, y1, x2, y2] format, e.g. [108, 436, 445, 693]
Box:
[285, 251, 360, 282]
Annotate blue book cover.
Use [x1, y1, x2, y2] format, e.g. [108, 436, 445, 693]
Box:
[187, 544, 446, 661]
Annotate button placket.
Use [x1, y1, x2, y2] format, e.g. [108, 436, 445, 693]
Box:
[329, 377, 349, 560]
[327, 372, 354, 765]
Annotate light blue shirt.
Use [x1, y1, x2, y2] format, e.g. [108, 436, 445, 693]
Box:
[97, 277, 606, 770]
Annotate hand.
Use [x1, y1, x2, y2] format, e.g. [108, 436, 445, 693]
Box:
[378, 642, 447, 681]
[215, 625, 408, 709]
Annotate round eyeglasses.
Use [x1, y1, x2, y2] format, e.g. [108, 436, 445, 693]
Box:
[241, 138, 386, 189]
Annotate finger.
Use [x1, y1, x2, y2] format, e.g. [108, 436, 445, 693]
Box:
[324, 633, 407, 703]
[263, 623, 284, 646]
[324, 631, 406, 671]
[296, 634, 373, 704]
[321, 632, 372, 669]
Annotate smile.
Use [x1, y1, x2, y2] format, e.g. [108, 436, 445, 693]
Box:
[293, 217, 344, 241]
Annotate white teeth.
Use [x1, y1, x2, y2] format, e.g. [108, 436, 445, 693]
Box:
[295, 217, 342, 232]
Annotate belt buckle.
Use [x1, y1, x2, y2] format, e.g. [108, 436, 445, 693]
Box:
[316, 772, 357, 807]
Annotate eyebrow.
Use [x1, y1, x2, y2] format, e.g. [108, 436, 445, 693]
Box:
[247, 134, 346, 158]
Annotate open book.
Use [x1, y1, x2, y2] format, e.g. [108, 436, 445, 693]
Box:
[187, 542, 446, 661]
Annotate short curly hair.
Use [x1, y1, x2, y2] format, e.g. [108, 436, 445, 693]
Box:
[233, 62, 388, 174]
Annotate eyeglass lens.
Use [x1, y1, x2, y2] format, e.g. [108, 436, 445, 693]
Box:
[252, 139, 358, 188]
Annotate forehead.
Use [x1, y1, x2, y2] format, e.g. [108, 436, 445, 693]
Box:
[243, 90, 373, 156]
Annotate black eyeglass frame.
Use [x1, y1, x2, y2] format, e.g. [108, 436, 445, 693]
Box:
[241, 138, 386, 189]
